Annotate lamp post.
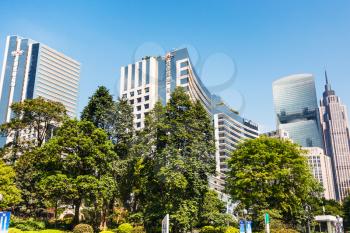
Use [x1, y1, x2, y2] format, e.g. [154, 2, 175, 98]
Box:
[305, 204, 311, 233]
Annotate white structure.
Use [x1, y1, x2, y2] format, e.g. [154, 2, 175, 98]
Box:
[119, 48, 212, 129]
[304, 147, 336, 200]
[315, 215, 343, 233]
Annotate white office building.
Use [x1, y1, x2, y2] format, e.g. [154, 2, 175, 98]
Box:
[0, 35, 81, 146]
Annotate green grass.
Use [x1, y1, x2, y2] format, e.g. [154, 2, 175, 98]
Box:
[9, 228, 71, 233]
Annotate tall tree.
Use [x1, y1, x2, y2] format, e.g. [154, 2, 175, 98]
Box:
[0, 97, 67, 162]
[111, 98, 134, 157]
[0, 160, 22, 209]
[138, 87, 216, 232]
[16, 119, 119, 227]
[81, 86, 115, 131]
[226, 136, 322, 230]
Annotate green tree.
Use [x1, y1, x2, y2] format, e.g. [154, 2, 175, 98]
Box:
[17, 119, 119, 228]
[38, 174, 76, 223]
[199, 190, 235, 227]
[0, 97, 67, 163]
[138, 87, 216, 232]
[226, 136, 322, 230]
[0, 160, 21, 209]
[81, 86, 115, 131]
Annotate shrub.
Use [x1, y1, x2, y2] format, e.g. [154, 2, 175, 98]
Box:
[132, 226, 145, 233]
[73, 223, 94, 233]
[200, 226, 221, 233]
[225, 226, 239, 233]
[38, 230, 67, 233]
[100, 231, 114, 233]
[272, 228, 299, 233]
[117, 223, 133, 233]
[10, 217, 46, 231]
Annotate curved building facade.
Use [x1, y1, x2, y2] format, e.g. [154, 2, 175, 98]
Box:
[272, 74, 323, 148]
[119, 48, 212, 129]
[119, 48, 260, 195]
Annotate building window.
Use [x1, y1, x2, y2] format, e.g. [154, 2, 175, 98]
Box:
[137, 106, 141, 111]
[137, 89, 142, 95]
[180, 69, 188, 76]
[130, 91, 134, 97]
[136, 122, 141, 128]
[180, 61, 189, 68]
[180, 78, 189, 84]
[122, 94, 127, 99]
[145, 104, 149, 109]
[130, 99, 134, 105]
[137, 97, 142, 103]
[136, 114, 141, 119]
[145, 87, 149, 93]
[144, 95, 149, 101]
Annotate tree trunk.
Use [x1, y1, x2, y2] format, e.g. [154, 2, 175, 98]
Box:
[99, 200, 108, 231]
[73, 199, 81, 225]
[55, 200, 58, 228]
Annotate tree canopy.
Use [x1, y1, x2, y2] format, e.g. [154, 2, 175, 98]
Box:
[226, 136, 322, 229]
[137, 87, 216, 232]
[0, 160, 22, 209]
[0, 97, 67, 163]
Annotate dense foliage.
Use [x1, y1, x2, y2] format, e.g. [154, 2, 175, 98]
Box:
[0, 160, 21, 208]
[0, 87, 343, 233]
[0, 97, 66, 163]
[226, 136, 322, 230]
[135, 88, 216, 232]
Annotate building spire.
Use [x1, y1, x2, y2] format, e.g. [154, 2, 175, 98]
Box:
[323, 69, 335, 97]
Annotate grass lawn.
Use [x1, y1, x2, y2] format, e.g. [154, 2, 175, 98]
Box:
[9, 229, 71, 233]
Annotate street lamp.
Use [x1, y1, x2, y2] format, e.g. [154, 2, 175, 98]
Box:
[305, 204, 311, 233]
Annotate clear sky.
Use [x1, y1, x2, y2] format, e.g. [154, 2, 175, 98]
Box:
[1, 0, 350, 132]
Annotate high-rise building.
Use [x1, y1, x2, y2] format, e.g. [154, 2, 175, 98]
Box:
[319, 72, 350, 201]
[272, 74, 323, 148]
[211, 95, 259, 192]
[0, 35, 81, 146]
[304, 147, 336, 200]
[119, 48, 259, 194]
[120, 48, 211, 129]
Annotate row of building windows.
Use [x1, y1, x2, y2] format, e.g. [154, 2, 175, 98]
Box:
[122, 87, 149, 99]
[134, 104, 150, 112]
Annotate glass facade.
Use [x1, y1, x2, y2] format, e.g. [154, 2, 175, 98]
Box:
[0, 35, 81, 147]
[272, 74, 323, 148]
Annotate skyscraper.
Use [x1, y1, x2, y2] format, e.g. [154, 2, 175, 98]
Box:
[0, 35, 81, 146]
[272, 74, 323, 148]
[119, 48, 259, 194]
[319, 71, 350, 201]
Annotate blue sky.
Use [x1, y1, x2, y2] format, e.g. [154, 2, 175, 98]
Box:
[1, 0, 350, 131]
